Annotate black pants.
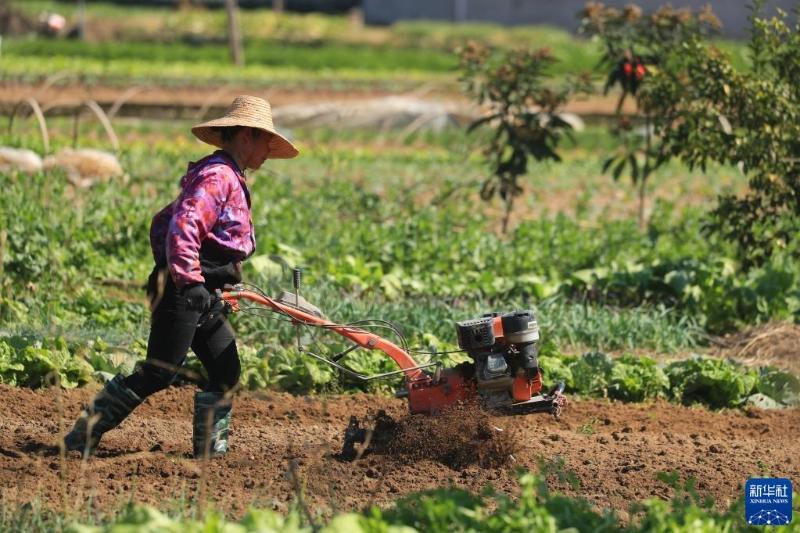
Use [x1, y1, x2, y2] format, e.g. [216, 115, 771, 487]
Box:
[123, 270, 241, 398]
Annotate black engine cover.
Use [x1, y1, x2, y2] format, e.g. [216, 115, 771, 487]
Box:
[455, 317, 495, 351]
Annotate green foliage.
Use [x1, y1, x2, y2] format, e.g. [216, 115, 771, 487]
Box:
[642, 3, 800, 267]
[542, 350, 671, 402]
[0, 336, 96, 388]
[538, 350, 786, 409]
[579, 2, 720, 103]
[64, 504, 309, 533]
[755, 366, 800, 406]
[265, 350, 336, 395]
[2, 128, 718, 351]
[666, 357, 759, 408]
[609, 354, 670, 401]
[4, 38, 458, 75]
[569, 351, 614, 395]
[459, 41, 591, 231]
[579, 2, 721, 227]
[0, 121, 796, 399]
[0, 341, 25, 384]
[3, 329, 791, 410]
[562, 255, 800, 333]
[633, 471, 738, 533]
[538, 355, 574, 389]
[9, 1, 752, 90]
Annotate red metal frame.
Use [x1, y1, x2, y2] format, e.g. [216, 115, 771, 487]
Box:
[221, 290, 542, 413]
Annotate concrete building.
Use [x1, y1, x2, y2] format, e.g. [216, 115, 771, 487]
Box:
[84, 0, 359, 12]
[363, 0, 798, 38]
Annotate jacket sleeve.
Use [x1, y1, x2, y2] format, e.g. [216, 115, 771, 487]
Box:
[166, 166, 230, 289]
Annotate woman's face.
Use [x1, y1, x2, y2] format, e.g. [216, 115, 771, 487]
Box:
[242, 129, 272, 170]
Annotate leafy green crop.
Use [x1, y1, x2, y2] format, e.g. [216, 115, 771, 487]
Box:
[569, 351, 615, 396]
[536, 350, 794, 409]
[755, 366, 800, 407]
[3, 329, 792, 411]
[0, 336, 95, 388]
[609, 354, 670, 401]
[666, 357, 759, 409]
[0, 341, 24, 385]
[0, 116, 797, 406]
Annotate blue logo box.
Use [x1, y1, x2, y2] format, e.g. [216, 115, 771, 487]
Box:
[745, 478, 792, 526]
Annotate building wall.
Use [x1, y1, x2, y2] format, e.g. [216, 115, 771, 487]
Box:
[363, 0, 798, 38]
[84, 0, 359, 12]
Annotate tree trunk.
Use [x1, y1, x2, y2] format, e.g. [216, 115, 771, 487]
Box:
[224, 0, 244, 67]
[639, 113, 652, 229]
[76, 0, 86, 40]
[638, 176, 647, 230]
[274, 0, 285, 14]
[502, 195, 514, 234]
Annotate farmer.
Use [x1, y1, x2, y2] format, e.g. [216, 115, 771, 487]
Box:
[63, 95, 299, 458]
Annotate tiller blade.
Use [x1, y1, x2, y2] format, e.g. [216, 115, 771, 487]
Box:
[339, 410, 396, 461]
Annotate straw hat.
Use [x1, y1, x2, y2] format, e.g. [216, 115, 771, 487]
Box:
[191, 95, 299, 159]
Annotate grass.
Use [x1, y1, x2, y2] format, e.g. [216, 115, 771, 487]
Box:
[3, 38, 460, 73]
[0, 52, 453, 90]
[4, 1, 751, 89]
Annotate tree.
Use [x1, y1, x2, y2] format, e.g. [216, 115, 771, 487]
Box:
[459, 42, 590, 233]
[578, 2, 720, 228]
[224, 0, 244, 67]
[642, 2, 800, 267]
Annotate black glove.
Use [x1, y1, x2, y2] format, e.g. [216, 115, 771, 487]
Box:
[182, 283, 212, 312]
[201, 262, 242, 288]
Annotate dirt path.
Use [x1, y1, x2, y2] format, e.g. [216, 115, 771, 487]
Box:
[0, 384, 797, 520]
[0, 82, 635, 118]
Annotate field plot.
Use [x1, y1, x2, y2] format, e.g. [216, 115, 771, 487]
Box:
[1, 112, 798, 531]
[2, 385, 798, 520]
[2, 1, 800, 530]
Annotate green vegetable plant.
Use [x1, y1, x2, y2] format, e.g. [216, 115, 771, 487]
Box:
[666, 356, 758, 408]
[38, 469, 799, 532]
[0, 336, 94, 388]
[608, 354, 669, 401]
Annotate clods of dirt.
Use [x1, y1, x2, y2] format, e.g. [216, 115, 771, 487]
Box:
[350, 401, 519, 469]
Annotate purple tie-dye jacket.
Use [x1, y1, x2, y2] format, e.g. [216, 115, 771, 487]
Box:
[150, 151, 255, 289]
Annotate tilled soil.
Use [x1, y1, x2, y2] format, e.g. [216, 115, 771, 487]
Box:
[0, 384, 798, 520]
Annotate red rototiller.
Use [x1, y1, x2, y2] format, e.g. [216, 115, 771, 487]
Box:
[210, 268, 566, 456]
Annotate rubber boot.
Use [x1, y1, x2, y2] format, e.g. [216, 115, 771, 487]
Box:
[63, 374, 143, 457]
[193, 391, 232, 458]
